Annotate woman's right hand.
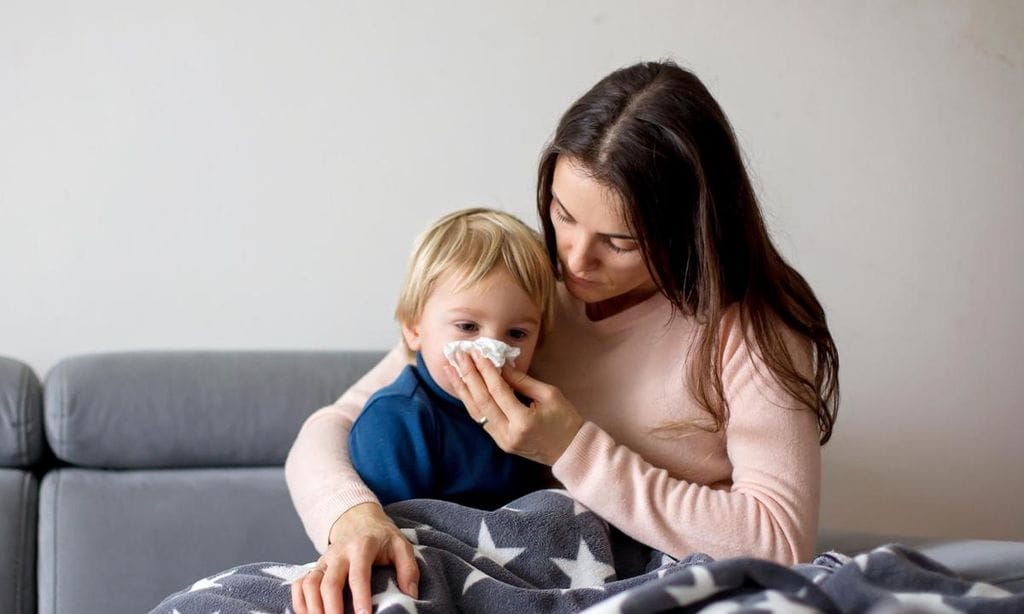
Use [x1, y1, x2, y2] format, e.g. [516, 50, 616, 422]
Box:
[291, 502, 420, 614]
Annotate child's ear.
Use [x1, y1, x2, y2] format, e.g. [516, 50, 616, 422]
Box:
[400, 320, 422, 352]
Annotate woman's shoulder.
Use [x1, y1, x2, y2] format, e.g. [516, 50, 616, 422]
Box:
[717, 303, 810, 361]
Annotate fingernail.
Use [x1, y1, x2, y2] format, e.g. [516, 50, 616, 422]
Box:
[356, 609, 367, 614]
[406, 583, 419, 599]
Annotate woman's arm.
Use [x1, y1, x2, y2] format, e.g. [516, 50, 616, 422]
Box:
[555, 320, 820, 565]
[285, 342, 411, 552]
[288, 342, 421, 614]
[448, 320, 821, 565]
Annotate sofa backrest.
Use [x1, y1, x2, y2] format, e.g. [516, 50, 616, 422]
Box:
[37, 350, 386, 614]
[44, 351, 384, 468]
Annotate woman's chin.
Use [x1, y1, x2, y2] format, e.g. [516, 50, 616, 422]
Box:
[565, 281, 611, 304]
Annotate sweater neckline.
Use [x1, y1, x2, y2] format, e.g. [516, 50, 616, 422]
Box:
[560, 282, 675, 335]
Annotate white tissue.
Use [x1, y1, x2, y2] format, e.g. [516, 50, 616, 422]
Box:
[443, 337, 521, 373]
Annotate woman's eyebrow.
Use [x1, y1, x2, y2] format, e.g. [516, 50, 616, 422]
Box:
[552, 190, 636, 241]
[551, 192, 575, 220]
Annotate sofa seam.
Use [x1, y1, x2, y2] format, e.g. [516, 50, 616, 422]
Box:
[51, 470, 60, 614]
[17, 363, 30, 466]
[15, 472, 28, 614]
[59, 364, 67, 461]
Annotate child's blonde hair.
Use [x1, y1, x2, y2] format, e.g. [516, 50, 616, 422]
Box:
[395, 208, 555, 343]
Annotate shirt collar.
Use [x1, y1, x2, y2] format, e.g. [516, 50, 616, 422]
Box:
[415, 351, 463, 409]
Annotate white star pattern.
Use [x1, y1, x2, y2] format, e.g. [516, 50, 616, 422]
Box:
[412, 543, 428, 562]
[759, 590, 820, 613]
[965, 582, 1012, 598]
[551, 538, 616, 589]
[853, 553, 870, 572]
[399, 528, 430, 561]
[462, 569, 488, 594]
[473, 519, 526, 567]
[575, 590, 629, 613]
[890, 592, 959, 613]
[156, 496, 1004, 614]
[188, 570, 235, 592]
[664, 566, 717, 605]
[372, 578, 419, 613]
[697, 602, 742, 614]
[260, 563, 317, 585]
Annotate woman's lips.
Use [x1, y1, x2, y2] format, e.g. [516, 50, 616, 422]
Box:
[566, 271, 599, 287]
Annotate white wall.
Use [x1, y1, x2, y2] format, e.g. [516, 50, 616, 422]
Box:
[2, 1, 1021, 540]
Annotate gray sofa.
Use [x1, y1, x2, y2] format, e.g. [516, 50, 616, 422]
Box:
[1, 351, 1022, 614]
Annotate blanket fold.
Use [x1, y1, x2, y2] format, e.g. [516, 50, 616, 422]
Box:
[151, 490, 1021, 613]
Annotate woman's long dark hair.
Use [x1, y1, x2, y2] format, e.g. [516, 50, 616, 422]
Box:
[537, 61, 839, 444]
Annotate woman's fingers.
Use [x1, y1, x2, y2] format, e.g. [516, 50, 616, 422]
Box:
[320, 560, 348, 614]
[292, 503, 421, 614]
[502, 367, 550, 401]
[393, 535, 421, 599]
[291, 577, 307, 614]
[298, 566, 327, 614]
[448, 353, 509, 428]
[347, 544, 375, 614]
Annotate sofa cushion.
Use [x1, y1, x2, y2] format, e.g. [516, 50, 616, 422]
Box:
[817, 528, 1024, 592]
[0, 469, 37, 614]
[38, 467, 318, 614]
[0, 356, 43, 467]
[44, 351, 385, 468]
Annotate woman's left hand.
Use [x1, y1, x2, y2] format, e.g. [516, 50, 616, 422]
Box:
[444, 350, 584, 466]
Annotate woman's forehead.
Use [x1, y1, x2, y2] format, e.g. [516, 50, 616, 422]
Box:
[552, 156, 630, 231]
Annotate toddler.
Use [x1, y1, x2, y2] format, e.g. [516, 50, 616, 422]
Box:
[349, 208, 555, 508]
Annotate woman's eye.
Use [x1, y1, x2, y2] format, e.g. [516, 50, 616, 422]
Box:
[455, 322, 478, 333]
[607, 239, 638, 254]
[552, 203, 572, 224]
[508, 329, 528, 340]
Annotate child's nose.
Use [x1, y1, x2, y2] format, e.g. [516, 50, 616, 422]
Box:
[478, 328, 502, 341]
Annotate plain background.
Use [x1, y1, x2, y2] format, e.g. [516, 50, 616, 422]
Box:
[2, 1, 1022, 541]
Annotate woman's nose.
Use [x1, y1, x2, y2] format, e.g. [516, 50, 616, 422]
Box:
[565, 236, 596, 274]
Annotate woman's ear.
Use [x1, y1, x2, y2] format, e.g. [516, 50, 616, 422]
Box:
[400, 320, 422, 352]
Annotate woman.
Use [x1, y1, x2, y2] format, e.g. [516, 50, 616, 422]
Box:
[288, 60, 839, 614]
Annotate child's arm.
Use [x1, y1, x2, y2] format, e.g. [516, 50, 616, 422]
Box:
[349, 395, 438, 505]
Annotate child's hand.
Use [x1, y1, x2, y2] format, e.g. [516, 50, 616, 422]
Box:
[445, 349, 584, 466]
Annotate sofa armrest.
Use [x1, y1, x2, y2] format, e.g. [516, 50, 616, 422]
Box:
[0, 356, 43, 467]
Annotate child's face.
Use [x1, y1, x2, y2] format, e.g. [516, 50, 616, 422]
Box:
[402, 267, 543, 397]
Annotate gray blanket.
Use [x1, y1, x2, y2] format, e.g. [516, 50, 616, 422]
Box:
[151, 489, 1021, 613]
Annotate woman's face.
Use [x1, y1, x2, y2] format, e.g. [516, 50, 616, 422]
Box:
[549, 156, 658, 307]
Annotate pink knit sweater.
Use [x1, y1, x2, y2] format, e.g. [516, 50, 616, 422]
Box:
[285, 283, 821, 565]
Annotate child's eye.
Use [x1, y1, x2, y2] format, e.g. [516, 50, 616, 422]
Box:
[508, 329, 528, 340]
[454, 322, 478, 333]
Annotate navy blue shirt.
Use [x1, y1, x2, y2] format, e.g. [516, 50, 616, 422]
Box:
[349, 352, 546, 508]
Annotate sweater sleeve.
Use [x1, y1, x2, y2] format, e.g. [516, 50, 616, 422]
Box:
[551, 315, 822, 565]
[284, 342, 411, 553]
